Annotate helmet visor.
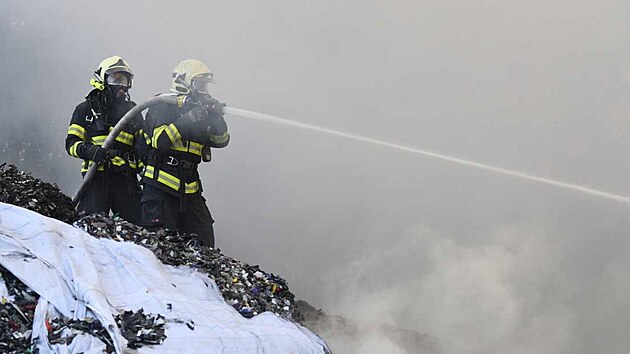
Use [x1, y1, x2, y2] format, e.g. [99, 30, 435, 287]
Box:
[191, 76, 214, 94]
[106, 72, 131, 87]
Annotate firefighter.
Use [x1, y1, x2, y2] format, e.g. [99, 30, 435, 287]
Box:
[140, 59, 229, 247]
[65, 55, 143, 223]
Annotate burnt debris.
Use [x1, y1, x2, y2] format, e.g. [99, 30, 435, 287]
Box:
[75, 214, 298, 320]
[0, 164, 78, 224]
[2, 264, 166, 353]
[0, 165, 321, 353]
[0, 265, 40, 354]
[48, 309, 166, 352]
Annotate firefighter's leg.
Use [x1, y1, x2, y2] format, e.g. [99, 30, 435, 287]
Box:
[180, 193, 215, 247]
[111, 175, 142, 224]
[140, 184, 178, 231]
[76, 176, 109, 216]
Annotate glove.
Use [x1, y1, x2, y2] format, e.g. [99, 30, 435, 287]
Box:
[200, 95, 226, 116]
[180, 105, 208, 125]
[86, 145, 108, 163]
[83, 144, 118, 163]
[175, 105, 209, 138]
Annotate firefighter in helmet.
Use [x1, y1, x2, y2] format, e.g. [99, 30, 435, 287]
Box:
[65, 55, 143, 223]
[140, 59, 229, 247]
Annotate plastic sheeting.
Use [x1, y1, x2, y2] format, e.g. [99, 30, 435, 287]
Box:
[0, 203, 330, 354]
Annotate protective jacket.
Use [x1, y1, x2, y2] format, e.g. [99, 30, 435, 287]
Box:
[65, 89, 143, 174]
[140, 97, 229, 199]
[65, 89, 143, 223]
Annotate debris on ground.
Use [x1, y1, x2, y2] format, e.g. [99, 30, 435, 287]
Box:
[116, 309, 166, 349]
[75, 214, 297, 320]
[0, 265, 40, 354]
[0, 165, 330, 352]
[0, 164, 300, 321]
[49, 309, 166, 352]
[0, 164, 78, 224]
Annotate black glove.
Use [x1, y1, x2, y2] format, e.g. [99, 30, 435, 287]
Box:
[200, 95, 225, 116]
[175, 105, 209, 138]
[86, 145, 109, 163]
[81, 144, 118, 163]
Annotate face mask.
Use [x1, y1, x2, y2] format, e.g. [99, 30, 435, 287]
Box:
[106, 72, 131, 87]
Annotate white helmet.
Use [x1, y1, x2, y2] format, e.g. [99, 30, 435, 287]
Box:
[91, 55, 133, 90]
[170, 59, 216, 95]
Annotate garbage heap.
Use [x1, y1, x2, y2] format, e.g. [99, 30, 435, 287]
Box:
[0, 164, 78, 224]
[0, 164, 309, 353]
[1, 265, 167, 354]
[74, 214, 297, 320]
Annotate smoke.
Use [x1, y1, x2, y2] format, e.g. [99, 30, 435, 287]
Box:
[3, 1, 630, 353]
[318, 223, 576, 353]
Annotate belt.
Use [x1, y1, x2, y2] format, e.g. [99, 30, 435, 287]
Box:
[164, 155, 196, 170]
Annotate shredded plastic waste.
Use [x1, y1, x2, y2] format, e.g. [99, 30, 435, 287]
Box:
[48, 309, 166, 352]
[74, 214, 298, 320]
[0, 265, 40, 354]
[0, 164, 329, 353]
[0, 163, 78, 223]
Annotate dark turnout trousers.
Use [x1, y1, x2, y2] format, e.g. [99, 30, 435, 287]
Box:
[141, 184, 215, 247]
[76, 173, 141, 224]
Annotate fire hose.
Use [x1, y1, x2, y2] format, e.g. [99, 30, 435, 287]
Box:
[72, 94, 183, 205]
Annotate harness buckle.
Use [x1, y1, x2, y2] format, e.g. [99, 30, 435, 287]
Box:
[166, 156, 179, 166]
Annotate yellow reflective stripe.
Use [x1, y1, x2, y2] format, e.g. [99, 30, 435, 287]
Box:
[81, 161, 105, 172]
[170, 143, 189, 153]
[165, 124, 183, 144]
[144, 165, 179, 190]
[144, 165, 199, 193]
[115, 131, 134, 146]
[177, 95, 186, 108]
[144, 131, 151, 145]
[111, 156, 125, 166]
[69, 141, 82, 158]
[188, 142, 203, 156]
[152, 126, 167, 148]
[210, 132, 229, 144]
[185, 181, 199, 194]
[90, 135, 107, 146]
[67, 124, 86, 140]
[144, 165, 155, 178]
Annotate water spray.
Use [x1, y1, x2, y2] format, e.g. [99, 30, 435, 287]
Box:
[224, 107, 630, 205]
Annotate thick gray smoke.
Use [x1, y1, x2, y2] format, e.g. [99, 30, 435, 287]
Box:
[2, 1, 630, 353]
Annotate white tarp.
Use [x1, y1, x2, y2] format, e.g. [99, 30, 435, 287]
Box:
[0, 203, 330, 354]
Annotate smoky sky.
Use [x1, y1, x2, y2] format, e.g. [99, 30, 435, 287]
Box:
[2, 1, 630, 353]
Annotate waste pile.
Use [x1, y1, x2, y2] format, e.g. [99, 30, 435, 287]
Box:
[0, 265, 39, 354]
[0, 164, 326, 352]
[49, 309, 166, 352]
[0, 163, 301, 321]
[75, 214, 298, 320]
[2, 265, 166, 353]
[0, 164, 77, 224]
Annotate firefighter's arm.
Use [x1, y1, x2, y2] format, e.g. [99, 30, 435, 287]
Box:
[65, 106, 110, 162]
[65, 106, 88, 159]
[206, 111, 230, 148]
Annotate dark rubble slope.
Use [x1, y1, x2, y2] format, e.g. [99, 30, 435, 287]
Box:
[0, 164, 78, 223]
[0, 164, 441, 354]
[0, 164, 318, 352]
